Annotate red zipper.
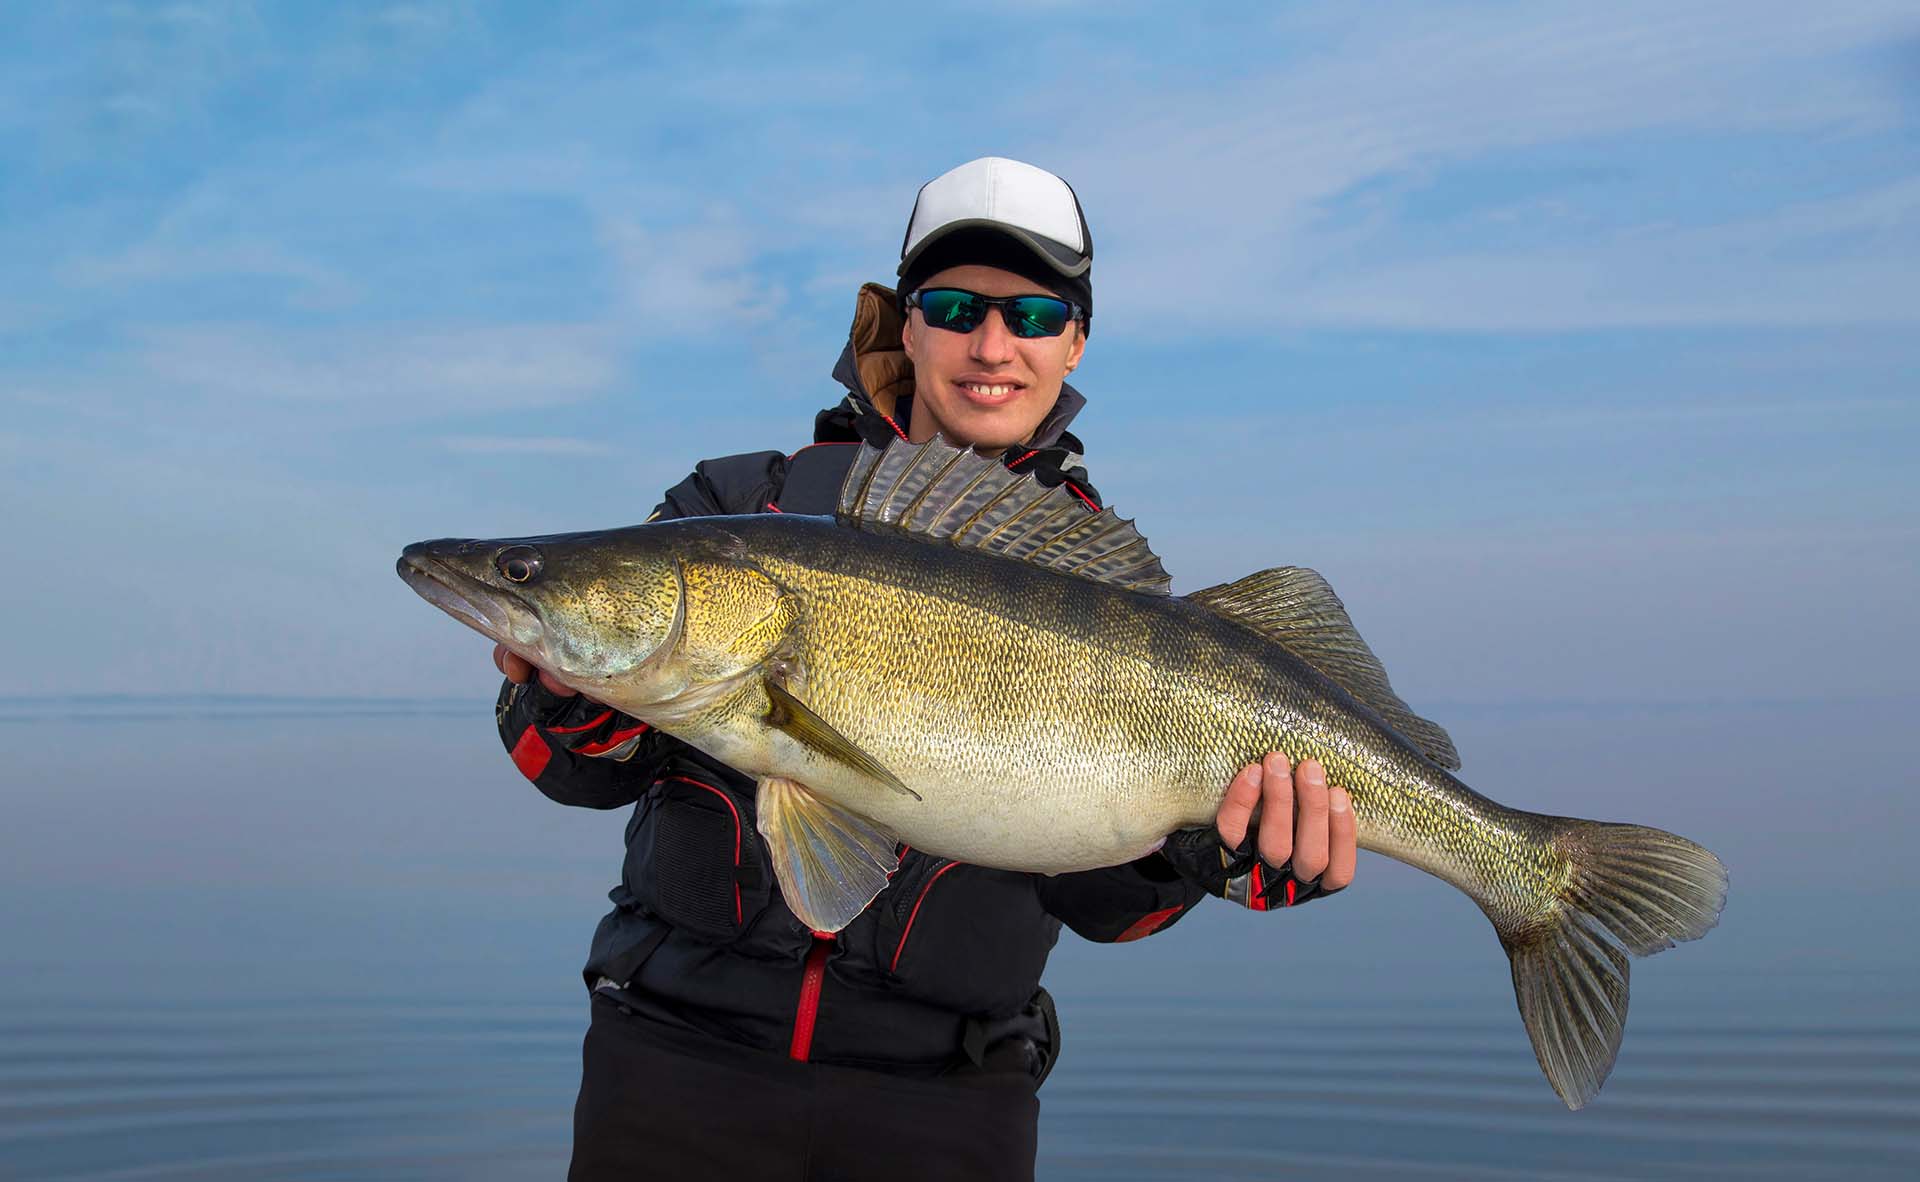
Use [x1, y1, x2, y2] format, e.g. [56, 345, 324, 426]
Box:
[789, 934, 834, 1061]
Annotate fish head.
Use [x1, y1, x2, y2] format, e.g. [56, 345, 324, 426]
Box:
[397, 528, 686, 701]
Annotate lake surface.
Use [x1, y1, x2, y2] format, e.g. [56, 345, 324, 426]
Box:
[3, 701, 1916, 1179]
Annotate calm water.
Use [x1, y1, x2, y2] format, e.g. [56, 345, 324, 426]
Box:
[3, 701, 1916, 1179]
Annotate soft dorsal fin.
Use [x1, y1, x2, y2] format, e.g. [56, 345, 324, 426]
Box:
[836, 436, 1172, 595]
[1189, 567, 1462, 770]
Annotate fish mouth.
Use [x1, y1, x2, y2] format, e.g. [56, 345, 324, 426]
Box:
[396, 544, 543, 653]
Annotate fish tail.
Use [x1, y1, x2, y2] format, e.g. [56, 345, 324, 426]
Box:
[1499, 821, 1728, 1110]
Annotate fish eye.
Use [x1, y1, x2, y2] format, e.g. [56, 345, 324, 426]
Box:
[496, 545, 543, 584]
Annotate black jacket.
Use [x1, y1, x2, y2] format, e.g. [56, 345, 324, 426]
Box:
[496, 285, 1206, 1076]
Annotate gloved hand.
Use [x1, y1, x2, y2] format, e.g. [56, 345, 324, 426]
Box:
[1158, 827, 1341, 909]
[1156, 754, 1356, 910]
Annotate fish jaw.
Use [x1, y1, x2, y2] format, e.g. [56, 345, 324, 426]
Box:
[397, 531, 699, 707]
[397, 542, 549, 666]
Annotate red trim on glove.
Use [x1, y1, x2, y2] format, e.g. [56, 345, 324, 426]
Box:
[510, 726, 552, 781]
[572, 724, 650, 757]
[546, 709, 612, 735]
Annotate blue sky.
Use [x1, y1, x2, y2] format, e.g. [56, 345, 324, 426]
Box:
[2, 0, 1915, 711]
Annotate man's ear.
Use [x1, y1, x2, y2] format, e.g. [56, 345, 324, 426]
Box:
[900, 314, 916, 361]
[1064, 323, 1087, 373]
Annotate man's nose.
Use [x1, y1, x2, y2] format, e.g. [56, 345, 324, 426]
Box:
[969, 307, 1018, 365]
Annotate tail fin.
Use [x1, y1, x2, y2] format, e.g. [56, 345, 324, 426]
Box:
[1501, 821, 1728, 1109]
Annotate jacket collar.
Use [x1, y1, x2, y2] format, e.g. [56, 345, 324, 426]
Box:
[820, 282, 1087, 450]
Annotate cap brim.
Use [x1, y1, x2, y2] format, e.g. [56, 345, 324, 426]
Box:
[896, 220, 1091, 282]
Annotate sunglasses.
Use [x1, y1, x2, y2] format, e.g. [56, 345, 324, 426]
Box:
[906, 287, 1082, 339]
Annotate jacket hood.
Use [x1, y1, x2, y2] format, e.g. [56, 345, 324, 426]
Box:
[820, 282, 1087, 451]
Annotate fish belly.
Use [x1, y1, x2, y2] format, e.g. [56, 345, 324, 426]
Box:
[759, 545, 1539, 899]
[759, 557, 1292, 872]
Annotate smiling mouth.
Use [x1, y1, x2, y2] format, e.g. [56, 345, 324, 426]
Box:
[958, 381, 1024, 402]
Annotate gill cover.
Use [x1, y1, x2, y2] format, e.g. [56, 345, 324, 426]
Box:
[528, 542, 687, 689]
[664, 558, 796, 684]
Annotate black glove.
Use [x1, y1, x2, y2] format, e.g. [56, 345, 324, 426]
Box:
[1156, 827, 1344, 911]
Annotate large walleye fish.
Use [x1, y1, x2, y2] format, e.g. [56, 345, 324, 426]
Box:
[399, 435, 1726, 1108]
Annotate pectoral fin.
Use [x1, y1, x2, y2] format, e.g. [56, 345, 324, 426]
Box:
[764, 679, 920, 801]
[756, 776, 901, 933]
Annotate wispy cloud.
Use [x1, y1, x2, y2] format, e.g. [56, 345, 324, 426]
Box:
[1043, 1, 1920, 333]
[65, 237, 359, 307]
[1279, 178, 1920, 331]
[1, 1, 1914, 701]
[128, 321, 623, 417]
[439, 435, 616, 456]
[83, 2, 274, 135]
[599, 211, 786, 336]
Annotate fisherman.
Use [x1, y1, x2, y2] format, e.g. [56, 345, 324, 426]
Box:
[489, 157, 1358, 1181]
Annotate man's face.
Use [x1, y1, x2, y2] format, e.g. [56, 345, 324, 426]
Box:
[900, 263, 1087, 455]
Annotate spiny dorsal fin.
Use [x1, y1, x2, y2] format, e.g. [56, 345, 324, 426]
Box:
[836, 435, 1172, 595]
[1189, 567, 1461, 770]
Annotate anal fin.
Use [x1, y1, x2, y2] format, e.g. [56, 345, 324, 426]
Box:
[756, 776, 901, 933]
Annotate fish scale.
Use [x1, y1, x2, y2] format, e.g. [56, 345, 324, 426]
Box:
[753, 520, 1527, 898]
[398, 434, 1727, 1110]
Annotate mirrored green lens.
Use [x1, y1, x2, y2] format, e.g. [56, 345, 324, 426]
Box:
[920, 289, 985, 332]
[1005, 297, 1070, 338]
[914, 289, 1073, 337]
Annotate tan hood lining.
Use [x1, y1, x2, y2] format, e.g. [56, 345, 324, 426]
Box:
[850, 283, 914, 421]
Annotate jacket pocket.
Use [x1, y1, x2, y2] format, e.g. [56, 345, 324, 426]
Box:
[883, 856, 962, 975]
[874, 856, 1062, 1016]
[625, 772, 767, 944]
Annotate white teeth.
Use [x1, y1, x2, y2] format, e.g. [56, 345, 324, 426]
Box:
[964, 383, 1014, 397]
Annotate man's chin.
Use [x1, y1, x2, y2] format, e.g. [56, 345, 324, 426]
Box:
[929, 401, 1052, 454]
[947, 430, 1027, 456]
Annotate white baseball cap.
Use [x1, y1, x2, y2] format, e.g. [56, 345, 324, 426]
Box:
[898, 157, 1093, 284]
